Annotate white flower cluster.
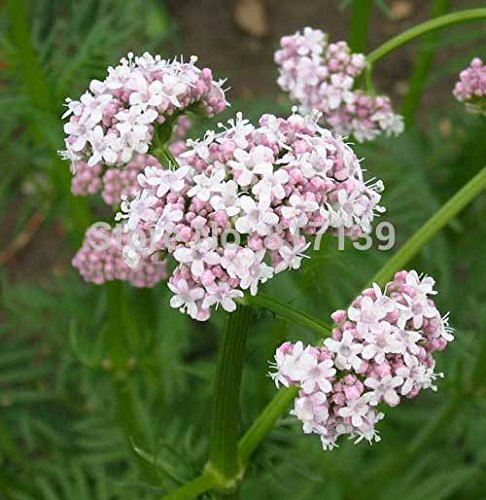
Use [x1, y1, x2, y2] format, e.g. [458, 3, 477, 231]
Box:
[271, 270, 454, 450]
[115, 110, 384, 320]
[275, 27, 404, 142]
[61, 52, 228, 168]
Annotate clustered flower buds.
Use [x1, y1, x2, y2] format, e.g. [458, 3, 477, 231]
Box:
[115, 110, 384, 320]
[72, 224, 167, 288]
[453, 57, 486, 115]
[271, 270, 454, 450]
[275, 27, 404, 142]
[61, 52, 228, 167]
[70, 116, 193, 206]
[71, 153, 159, 206]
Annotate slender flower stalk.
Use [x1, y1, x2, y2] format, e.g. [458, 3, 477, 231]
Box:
[367, 8, 486, 65]
[163, 473, 218, 500]
[245, 293, 332, 338]
[238, 386, 299, 466]
[371, 165, 486, 286]
[208, 305, 254, 488]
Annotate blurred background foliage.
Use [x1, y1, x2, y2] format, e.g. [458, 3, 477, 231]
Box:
[1, 0, 486, 498]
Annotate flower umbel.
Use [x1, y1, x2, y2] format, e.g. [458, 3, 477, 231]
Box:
[275, 28, 404, 142]
[116, 111, 385, 320]
[61, 52, 227, 169]
[73, 224, 167, 288]
[270, 270, 453, 450]
[453, 57, 486, 115]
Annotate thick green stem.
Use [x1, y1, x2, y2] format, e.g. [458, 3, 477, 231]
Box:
[245, 293, 332, 338]
[401, 0, 450, 125]
[367, 8, 486, 65]
[371, 165, 486, 286]
[238, 386, 298, 466]
[208, 305, 254, 485]
[348, 0, 373, 53]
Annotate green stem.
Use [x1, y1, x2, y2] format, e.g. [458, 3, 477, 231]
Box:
[348, 0, 373, 53]
[238, 386, 299, 466]
[163, 473, 217, 500]
[163, 145, 181, 168]
[401, 0, 450, 125]
[367, 8, 486, 65]
[106, 281, 129, 372]
[208, 305, 254, 486]
[371, 165, 486, 286]
[245, 293, 332, 339]
[106, 282, 152, 458]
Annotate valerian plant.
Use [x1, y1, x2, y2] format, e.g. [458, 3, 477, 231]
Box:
[55, 7, 486, 500]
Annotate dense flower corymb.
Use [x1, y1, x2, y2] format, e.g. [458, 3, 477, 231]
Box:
[116, 110, 385, 320]
[271, 270, 453, 450]
[73, 224, 167, 288]
[275, 27, 404, 142]
[453, 57, 486, 114]
[70, 116, 192, 206]
[61, 52, 228, 168]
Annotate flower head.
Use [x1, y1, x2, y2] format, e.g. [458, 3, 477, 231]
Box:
[275, 28, 403, 142]
[270, 270, 453, 450]
[72, 224, 167, 288]
[453, 57, 486, 114]
[61, 52, 227, 169]
[116, 111, 384, 320]
[70, 116, 193, 206]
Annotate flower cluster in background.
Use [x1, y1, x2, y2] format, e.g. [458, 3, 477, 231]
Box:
[61, 52, 227, 168]
[453, 57, 486, 115]
[275, 27, 404, 142]
[70, 116, 192, 206]
[73, 224, 167, 288]
[115, 110, 385, 320]
[271, 270, 454, 450]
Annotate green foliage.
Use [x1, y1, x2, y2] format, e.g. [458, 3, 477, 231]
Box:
[2, 0, 486, 499]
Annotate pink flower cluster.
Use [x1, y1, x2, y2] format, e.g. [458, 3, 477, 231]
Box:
[73, 224, 167, 288]
[453, 57, 486, 114]
[70, 116, 193, 206]
[115, 111, 384, 320]
[271, 270, 454, 450]
[71, 153, 160, 206]
[275, 27, 404, 142]
[60, 52, 228, 167]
